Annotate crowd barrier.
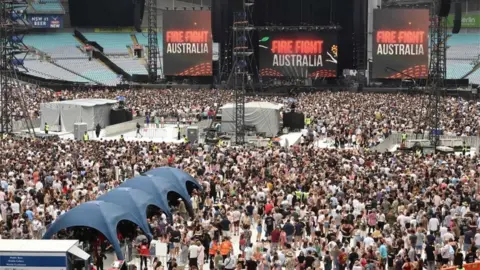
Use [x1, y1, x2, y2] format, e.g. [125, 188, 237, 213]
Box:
[371, 132, 480, 153]
[103, 117, 146, 137]
[442, 262, 480, 270]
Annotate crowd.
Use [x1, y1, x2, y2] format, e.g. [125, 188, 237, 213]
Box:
[15, 87, 480, 140]
[3, 87, 480, 270]
[1, 126, 480, 270]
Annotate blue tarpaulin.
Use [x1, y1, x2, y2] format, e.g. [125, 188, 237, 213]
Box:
[42, 167, 199, 260]
[144, 167, 202, 193]
[43, 201, 145, 260]
[96, 187, 159, 238]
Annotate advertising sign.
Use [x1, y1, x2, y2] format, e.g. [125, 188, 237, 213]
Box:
[372, 9, 429, 79]
[163, 10, 212, 76]
[258, 31, 338, 78]
[447, 14, 480, 28]
[27, 15, 63, 28]
[0, 255, 67, 270]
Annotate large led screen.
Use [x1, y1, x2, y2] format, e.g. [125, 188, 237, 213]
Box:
[163, 11, 212, 76]
[258, 31, 338, 78]
[372, 9, 429, 79]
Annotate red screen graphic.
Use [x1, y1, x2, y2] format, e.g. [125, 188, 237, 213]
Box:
[271, 40, 324, 54]
[372, 9, 429, 79]
[166, 31, 209, 43]
[375, 31, 425, 44]
[163, 10, 212, 76]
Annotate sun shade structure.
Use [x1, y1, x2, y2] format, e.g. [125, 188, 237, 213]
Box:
[96, 187, 159, 238]
[42, 167, 199, 260]
[43, 201, 145, 260]
[120, 175, 193, 212]
[144, 167, 202, 193]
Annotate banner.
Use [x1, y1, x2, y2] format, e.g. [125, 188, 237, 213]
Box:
[447, 14, 480, 28]
[372, 9, 429, 79]
[163, 11, 212, 76]
[258, 31, 338, 78]
[27, 15, 63, 28]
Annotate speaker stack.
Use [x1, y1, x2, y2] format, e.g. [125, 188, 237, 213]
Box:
[437, 0, 451, 17]
[452, 2, 462, 34]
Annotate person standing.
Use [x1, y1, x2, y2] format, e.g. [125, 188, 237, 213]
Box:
[44, 122, 49, 134]
[95, 123, 101, 138]
[188, 241, 199, 268]
[137, 240, 149, 270]
[136, 122, 142, 138]
[95, 250, 107, 270]
[83, 131, 89, 142]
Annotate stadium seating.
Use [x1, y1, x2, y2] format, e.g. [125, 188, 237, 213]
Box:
[82, 33, 132, 55]
[23, 59, 90, 83]
[24, 33, 79, 51]
[55, 59, 120, 86]
[467, 69, 480, 84]
[446, 60, 475, 79]
[446, 34, 480, 80]
[30, 0, 64, 13]
[110, 56, 148, 75]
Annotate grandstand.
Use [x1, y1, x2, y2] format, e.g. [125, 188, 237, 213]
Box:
[446, 33, 480, 83]
[28, 0, 64, 14]
[20, 33, 122, 85]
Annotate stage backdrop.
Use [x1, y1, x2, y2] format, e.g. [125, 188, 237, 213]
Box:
[163, 11, 213, 76]
[372, 9, 429, 79]
[258, 31, 338, 78]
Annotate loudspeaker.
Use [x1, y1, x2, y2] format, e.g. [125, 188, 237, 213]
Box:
[133, 0, 145, 32]
[452, 2, 462, 33]
[438, 0, 451, 17]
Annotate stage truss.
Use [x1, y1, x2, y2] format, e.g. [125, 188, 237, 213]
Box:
[0, 0, 35, 136]
[425, 0, 447, 149]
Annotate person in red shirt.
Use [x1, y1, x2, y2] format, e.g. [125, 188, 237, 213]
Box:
[271, 226, 281, 251]
[264, 202, 274, 215]
[137, 240, 150, 270]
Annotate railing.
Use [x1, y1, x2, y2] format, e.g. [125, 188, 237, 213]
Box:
[371, 132, 480, 153]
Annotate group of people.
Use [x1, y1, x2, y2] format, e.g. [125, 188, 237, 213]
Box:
[15, 87, 480, 139]
[2, 88, 480, 270]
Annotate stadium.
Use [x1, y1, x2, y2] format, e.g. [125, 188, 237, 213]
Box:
[0, 0, 479, 269]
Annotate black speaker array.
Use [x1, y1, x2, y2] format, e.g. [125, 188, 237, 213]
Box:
[133, 0, 145, 32]
[452, 2, 462, 33]
[437, 0, 452, 17]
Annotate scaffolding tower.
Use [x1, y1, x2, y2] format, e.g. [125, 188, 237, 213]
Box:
[146, 0, 159, 82]
[426, 1, 447, 149]
[230, 0, 255, 145]
[0, 0, 35, 136]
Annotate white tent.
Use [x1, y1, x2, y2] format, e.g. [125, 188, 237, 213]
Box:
[220, 102, 283, 137]
[40, 99, 116, 132]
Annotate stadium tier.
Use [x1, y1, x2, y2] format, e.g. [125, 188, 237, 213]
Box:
[82, 33, 132, 55]
[446, 34, 480, 82]
[109, 56, 148, 75]
[55, 59, 121, 85]
[22, 57, 90, 83]
[29, 0, 64, 13]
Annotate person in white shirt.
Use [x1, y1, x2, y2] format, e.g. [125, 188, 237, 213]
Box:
[188, 242, 200, 268]
[428, 216, 440, 234]
[474, 230, 480, 248]
[223, 253, 236, 270]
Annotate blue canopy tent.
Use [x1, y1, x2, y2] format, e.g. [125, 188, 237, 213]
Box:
[96, 187, 160, 238]
[43, 201, 145, 260]
[120, 175, 194, 216]
[144, 167, 202, 194]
